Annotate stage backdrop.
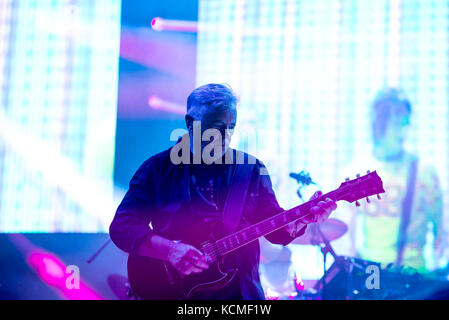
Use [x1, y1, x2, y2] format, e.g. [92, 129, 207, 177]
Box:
[0, 0, 121, 232]
[0, 0, 448, 281]
[196, 0, 449, 278]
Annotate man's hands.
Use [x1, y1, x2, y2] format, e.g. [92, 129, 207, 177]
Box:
[167, 242, 209, 275]
[138, 234, 209, 275]
[302, 190, 337, 224]
[287, 190, 337, 237]
[143, 190, 338, 273]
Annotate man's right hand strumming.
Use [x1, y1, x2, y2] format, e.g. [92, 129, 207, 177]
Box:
[138, 234, 209, 275]
[167, 242, 209, 275]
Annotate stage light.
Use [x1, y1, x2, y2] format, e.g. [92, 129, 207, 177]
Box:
[28, 252, 67, 286]
[294, 274, 305, 292]
[27, 250, 104, 300]
[148, 95, 185, 115]
[150, 16, 198, 32]
[8, 234, 104, 300]
[151, 17, 163, 31]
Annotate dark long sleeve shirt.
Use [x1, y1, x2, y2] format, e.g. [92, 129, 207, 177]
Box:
[109, 147, 306, 300]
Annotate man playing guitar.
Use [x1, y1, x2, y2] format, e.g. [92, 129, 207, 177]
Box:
[109, 83, 337, 299]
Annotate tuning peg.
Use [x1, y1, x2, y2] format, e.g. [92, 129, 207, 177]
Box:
[377, 194, 381, 200]
[355, 201, 360, 207]
[366, 197, 370, 203]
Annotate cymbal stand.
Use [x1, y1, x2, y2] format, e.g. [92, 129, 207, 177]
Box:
[311, 225, 340, 300]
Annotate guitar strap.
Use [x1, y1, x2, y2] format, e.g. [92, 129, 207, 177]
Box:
[222, 150, 256, 235]
[396, 156, 418, 266]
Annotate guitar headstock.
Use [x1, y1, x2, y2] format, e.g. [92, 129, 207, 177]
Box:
[336, 170, 385, 206]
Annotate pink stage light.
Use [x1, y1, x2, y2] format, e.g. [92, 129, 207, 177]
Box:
[148, 95, 185, 115]
[150, 17, 198, 33]
[28, 252, 66, 286]
[294, 274, 305, 291]
[120, 27, 196, 80]
[147, 95, 160, 108]
[151, 17, 163, 31]
[27, 251, 103, 300]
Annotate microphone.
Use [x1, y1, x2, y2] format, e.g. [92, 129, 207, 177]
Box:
[289, 171, 316, 186]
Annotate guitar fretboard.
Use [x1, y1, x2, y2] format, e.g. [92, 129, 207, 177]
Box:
[202, 189, 340, 261]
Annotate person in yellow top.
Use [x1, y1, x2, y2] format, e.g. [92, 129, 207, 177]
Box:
[335, 88, 445, 273]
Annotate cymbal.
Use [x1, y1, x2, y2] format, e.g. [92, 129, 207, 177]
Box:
[290, 218, 347, 245]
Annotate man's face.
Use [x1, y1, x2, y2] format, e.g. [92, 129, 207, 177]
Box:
[199, 109, 237, 156]
[379, 103, 410, 154]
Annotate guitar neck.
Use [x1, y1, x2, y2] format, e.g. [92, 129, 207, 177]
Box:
[205, 189, 340, 259]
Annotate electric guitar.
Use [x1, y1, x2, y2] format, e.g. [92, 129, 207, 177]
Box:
[127, 171, 385, 299]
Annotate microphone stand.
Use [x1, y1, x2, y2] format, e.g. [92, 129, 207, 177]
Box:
[87, 237, 111, 264]
[290, 170, 340, 300]
[312, 225, 340, 300]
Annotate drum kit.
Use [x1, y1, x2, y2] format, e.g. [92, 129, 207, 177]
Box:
[260, 217, 349, 300]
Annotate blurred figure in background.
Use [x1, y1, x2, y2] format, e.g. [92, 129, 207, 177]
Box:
[336, 88, 445, 273]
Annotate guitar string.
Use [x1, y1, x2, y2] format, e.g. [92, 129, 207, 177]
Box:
[202, 189, 371, 259]
[206, 189, 342, 252]
[203, 195, 340, 259]
[213, 194, 328, 245]
[203, 210, 317, 259]
[204, 220, 303, 260]
[207, 179, 380, 258]
[203, 176, 376, 257]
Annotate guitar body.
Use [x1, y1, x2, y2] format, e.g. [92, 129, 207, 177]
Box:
[127, 216, 238, 300]
[128, 254, 237, 300]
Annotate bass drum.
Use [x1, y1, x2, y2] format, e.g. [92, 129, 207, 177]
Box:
[259, 240, 299, 299]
